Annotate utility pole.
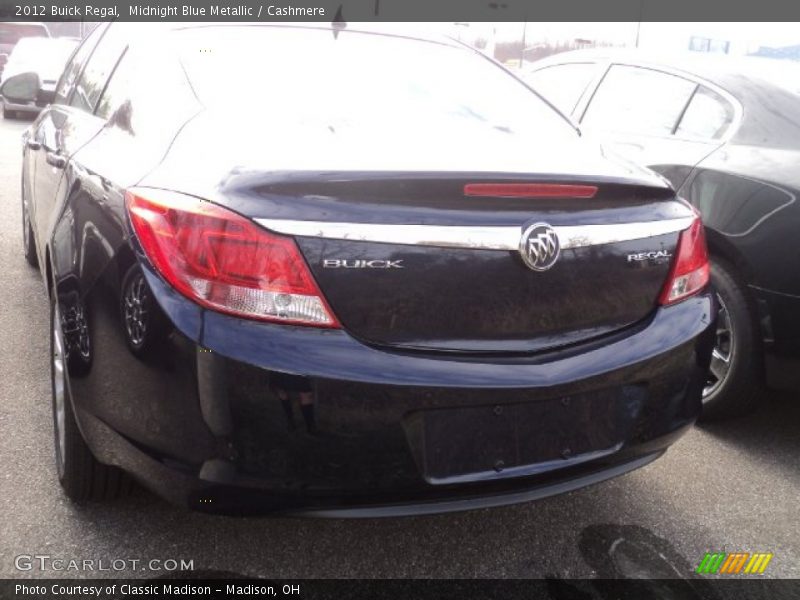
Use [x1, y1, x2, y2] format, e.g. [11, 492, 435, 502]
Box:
[635, 0, 644, 48]
[453, 22, 469, 42]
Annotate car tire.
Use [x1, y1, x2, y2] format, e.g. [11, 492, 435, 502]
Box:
[50, 291, 132, 501]
[699, 259, 763, 421]
[22, 197, 38, 268]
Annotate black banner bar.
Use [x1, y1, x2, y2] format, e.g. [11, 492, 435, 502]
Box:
[2, 579, 800, 600]
[3, 0, 800, 22]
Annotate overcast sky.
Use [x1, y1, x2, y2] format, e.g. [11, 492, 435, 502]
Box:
[431, 22, 800, 53]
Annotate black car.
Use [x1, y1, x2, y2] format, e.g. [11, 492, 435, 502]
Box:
[6, 23, 714, 515]
[526, 50, 800, 420]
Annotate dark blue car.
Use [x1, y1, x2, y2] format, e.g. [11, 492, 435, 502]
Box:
[6, 23, 714, 515]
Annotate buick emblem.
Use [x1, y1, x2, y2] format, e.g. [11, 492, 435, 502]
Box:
[519, 222, 560, 271]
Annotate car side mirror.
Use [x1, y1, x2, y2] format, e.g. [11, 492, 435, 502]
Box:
[107, 99, 134, 134]
[0, 72, 41, 104]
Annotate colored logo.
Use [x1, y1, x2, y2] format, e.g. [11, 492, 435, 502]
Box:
[696, 552, 773, 574]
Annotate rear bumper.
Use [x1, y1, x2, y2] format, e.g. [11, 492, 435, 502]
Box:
[69, 265, 715, 515]
[76, 405, 672, 516]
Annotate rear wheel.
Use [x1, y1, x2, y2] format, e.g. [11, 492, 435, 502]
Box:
[120, 266, 167, 357]
[50, 292, 132, 501]
[700, 259, 762, 421]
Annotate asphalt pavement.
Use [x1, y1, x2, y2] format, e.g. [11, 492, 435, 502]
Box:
[0, 114, 797, 581]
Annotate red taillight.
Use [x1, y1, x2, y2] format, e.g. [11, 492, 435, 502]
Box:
[658, 216, 710, 306]
[125, 188, 339, 328]
[464, 183, 598, 199]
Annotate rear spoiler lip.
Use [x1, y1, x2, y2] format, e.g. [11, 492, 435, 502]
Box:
[221, 169, 674, 195]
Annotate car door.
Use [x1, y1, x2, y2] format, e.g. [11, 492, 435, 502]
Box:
[31, 23, 131, 266]
[60, 33, 200, 297]
[577, 63, 738, 190]
[30, 24, 105, 254]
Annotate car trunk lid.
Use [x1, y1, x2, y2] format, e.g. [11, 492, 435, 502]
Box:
[249, 173, 692, 354]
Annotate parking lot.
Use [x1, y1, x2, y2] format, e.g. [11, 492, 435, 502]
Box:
[0, 115, 797, 580]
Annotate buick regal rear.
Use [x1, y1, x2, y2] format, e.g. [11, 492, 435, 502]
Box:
[21, 24, 715, 515]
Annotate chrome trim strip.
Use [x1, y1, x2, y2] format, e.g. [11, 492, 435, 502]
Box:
[255, 217, 694, 250]
[556, 218, 694, 249]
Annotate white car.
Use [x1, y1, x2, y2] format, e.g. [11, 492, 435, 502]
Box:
[0, 22, 50, 84]
[1, 37, 77, 119]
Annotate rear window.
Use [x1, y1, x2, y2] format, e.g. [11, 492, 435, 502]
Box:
[675, 86, 734, 140]
[0, 23, 49, 46]
[173, 27, 576, 140]
[525, 63, 597, 115]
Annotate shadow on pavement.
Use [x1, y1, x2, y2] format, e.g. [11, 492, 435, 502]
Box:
[697, 391, 800, 461]
[546, 524, 721, 599]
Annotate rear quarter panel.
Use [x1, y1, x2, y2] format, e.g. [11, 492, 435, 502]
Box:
[678, 144, 800, 354]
